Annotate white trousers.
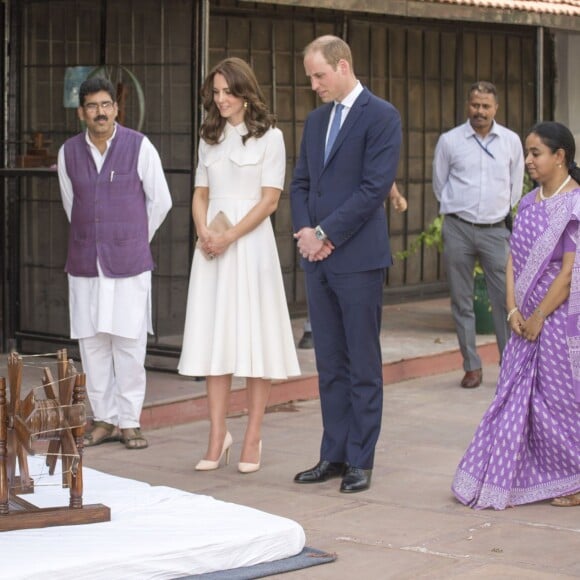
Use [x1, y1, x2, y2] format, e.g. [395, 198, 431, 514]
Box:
[79, 327, 147, 428]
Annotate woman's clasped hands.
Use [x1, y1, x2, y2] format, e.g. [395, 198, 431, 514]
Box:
[200, 229, 232, 260]
[509, 308, 545, 342]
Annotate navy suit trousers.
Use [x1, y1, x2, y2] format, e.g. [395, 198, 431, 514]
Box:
[306, 264, 384, 469]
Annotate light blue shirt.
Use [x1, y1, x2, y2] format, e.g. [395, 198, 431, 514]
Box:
[432, 120, 524, 223]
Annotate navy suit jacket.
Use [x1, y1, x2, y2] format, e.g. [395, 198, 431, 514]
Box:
[290, 87, 402, 273]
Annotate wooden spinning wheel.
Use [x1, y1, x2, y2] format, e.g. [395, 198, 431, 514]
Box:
[0, 349, 110, 531]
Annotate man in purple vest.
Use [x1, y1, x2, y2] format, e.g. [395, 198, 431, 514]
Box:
[58, 77, 172, 449]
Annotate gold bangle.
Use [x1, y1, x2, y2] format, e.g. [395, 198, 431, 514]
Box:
[506, 307, 519, 322]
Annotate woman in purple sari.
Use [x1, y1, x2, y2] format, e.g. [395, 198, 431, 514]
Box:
[452, 121, 580, 509]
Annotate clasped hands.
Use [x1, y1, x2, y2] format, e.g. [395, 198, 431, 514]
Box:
[199, 229, 231, 260]
[294, 227, 334, 262]
[509, 310, 544, 342]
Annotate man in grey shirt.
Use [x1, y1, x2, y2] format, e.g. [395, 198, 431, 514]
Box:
[433, 81, 524, 388]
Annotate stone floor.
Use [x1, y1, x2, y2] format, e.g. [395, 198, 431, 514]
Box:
[4, 297, 578, 578]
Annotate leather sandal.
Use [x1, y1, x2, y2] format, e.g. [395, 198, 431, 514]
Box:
[120, 427, 149, 450]
[551, 492, 580, 507]
[83, 420, 121, 447]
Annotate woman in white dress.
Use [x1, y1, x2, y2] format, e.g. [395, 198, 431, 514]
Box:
[178, 58, 300, 473]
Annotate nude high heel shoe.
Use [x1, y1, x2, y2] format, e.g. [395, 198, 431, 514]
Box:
[195, 432, 233, 471]
[238, 441, 262, 474]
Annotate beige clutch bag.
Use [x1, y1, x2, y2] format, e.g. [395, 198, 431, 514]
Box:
[196, 211, 233, 259]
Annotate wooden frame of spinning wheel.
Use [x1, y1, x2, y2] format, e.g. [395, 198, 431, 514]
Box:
[0, 349, 110, 531]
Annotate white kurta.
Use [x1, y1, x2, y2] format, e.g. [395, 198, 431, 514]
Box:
[178, 124, 300, 380]
[58, 125, 172, 339]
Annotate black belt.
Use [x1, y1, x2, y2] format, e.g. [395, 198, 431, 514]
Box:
[447, 213, 505, 228]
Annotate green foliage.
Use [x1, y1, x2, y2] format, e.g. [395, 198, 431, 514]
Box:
[396, 215, 443, 260]
[395, 216, 482, 277]
[396, 173, 533, 265]
[523, 172, 535, 196]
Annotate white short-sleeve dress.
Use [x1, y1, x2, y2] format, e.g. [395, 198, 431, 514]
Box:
[177, 123, 300, 379]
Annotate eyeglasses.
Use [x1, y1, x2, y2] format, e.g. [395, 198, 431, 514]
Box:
[84, 101, 115, 113]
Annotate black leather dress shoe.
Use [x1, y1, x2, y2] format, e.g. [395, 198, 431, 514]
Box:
[294, 460, 346, 483]
[298, 331, 314, 349]
[340, 467, 372, 493]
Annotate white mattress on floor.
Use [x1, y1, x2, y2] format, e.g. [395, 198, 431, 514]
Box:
[2, 457, 305, 579]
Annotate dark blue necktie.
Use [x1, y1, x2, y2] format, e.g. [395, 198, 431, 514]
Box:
[324, 103, 344, 163]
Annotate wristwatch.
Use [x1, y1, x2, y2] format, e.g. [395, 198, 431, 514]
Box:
[314, 225, 327, 241]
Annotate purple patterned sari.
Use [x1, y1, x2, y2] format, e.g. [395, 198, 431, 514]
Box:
[452, 188, 580, 510]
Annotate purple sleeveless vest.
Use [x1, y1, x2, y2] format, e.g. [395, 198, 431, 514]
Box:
[63, 125, 154, 278]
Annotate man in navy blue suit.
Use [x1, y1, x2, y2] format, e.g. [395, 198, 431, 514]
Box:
[290, 35, 402, 493]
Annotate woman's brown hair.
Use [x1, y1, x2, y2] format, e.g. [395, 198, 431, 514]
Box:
[200, 57, 276, 145]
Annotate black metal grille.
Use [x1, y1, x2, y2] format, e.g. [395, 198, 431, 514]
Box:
[1, 0, 545, 365]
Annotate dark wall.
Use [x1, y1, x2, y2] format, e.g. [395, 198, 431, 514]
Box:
[3, 0, 544, 360]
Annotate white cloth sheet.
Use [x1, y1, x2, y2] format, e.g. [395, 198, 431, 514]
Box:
[1, 457, 305, 579]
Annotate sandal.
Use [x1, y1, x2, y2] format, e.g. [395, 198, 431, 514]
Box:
[120, 427, 149, 450]
[551, 492, 580, 507]
[84, 420, 121, 447]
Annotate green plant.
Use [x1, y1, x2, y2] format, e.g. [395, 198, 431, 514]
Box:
[396, 173, 533, 266]
[395, 215, 443, 260]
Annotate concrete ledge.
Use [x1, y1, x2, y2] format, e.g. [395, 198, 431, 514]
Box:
[140, 343, 500, 430]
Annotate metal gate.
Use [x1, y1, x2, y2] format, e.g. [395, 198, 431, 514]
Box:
[1, 0, 545, 364]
